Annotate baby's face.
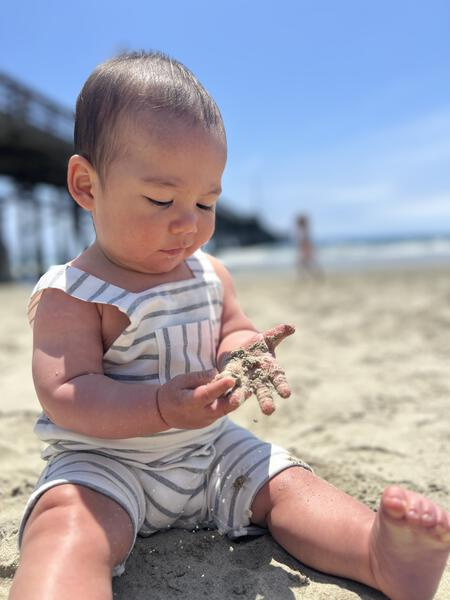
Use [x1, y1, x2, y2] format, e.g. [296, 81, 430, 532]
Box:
[89, 115, 226, 275]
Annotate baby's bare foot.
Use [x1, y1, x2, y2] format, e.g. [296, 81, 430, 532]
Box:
[370, 486, 450, 600]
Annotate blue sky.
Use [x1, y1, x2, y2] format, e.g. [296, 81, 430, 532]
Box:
[1, 0, 449, 240]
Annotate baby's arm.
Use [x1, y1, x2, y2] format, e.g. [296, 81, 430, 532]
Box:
[209, 257, 260, 356]
[208, 256, 294, 414]
[32, 289, 235, 438]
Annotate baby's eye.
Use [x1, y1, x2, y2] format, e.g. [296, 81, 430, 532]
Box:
[197, 203, 215, 211]
[145, 197, 173, 207]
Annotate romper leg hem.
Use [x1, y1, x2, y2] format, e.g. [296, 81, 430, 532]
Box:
[207, 420, 312, 539]
[18, 452, 146, 578]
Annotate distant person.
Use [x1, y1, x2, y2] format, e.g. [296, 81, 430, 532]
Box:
[10, 51, 450, 600]
[296, 213, 321, 276]
[0, 238, 11, 282]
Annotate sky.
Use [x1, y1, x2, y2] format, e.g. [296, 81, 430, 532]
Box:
[1, 0, 450, 241]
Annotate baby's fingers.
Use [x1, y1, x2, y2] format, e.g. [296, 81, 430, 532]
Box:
[181, 369, 218, 389]
[193, 375, 235, 406]
[271, 367, 291, 398]
[228, 382, 253, 409]
[256, 384, 276, 415]
[261, 324, 295, 353]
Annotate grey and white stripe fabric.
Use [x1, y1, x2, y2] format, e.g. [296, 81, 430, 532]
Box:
[27, 250, 226, 464]
[21, 249, 311, 576]
[19, 420, 309, 576]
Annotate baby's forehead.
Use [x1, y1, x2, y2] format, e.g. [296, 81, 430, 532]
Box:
[123, 111, 181, 141]
[117, 109, 225, 150]
[103, 109, 226, 180]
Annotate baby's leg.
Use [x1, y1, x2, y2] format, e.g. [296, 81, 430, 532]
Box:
[9, 484, 134, 600]
[251, 468, 450, 600]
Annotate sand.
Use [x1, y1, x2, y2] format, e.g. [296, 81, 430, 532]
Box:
[1, 267, 449, 599]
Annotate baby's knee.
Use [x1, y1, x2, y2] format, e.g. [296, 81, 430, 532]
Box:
[24, 485, 97, 544]
[22, 484, 133, 568]
[28, 483, 81, 516]
[251, 466, 316, 525]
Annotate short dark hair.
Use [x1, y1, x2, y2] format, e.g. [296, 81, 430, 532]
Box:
[74, 50, 225, 182]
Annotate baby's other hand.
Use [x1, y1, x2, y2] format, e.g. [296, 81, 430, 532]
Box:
[156, 369, 237, 429]
[216, 324, 295, 415]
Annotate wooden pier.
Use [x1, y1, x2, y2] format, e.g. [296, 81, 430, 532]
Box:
[0, 71, 279, 281]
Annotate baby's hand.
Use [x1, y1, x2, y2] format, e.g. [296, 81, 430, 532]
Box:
[156, 369, 236, 429]
[216, 324, 295, 415]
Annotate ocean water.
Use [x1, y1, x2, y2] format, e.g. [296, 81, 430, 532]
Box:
[215, 235, 450, 274]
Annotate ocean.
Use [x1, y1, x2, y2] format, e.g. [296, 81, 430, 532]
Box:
[214, 235, 450, 275]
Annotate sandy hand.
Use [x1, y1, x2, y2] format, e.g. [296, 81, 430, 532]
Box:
[216, 324, 295, 415]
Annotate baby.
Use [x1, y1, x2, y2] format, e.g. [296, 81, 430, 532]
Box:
[9, 51, 450, 600]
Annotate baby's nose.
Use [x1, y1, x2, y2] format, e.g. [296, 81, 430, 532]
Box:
[169, 211, 198, 234]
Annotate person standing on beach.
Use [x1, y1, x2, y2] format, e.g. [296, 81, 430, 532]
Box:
[296, 213, 321, 276]
[10, 51, 450, 600]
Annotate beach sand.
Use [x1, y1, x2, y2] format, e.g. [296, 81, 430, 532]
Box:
[1, 267, 449, 599]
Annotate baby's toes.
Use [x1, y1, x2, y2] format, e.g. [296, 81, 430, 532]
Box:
[435, 510, 450, 543]
[405, 495, 426, 525]
[381, 486, 409, 519]
[408, 497, 450, 544]
[418, 498, 439, 528]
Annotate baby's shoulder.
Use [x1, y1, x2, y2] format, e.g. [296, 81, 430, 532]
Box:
[27, 262, 104, 329]
[29, 280, 102, 332]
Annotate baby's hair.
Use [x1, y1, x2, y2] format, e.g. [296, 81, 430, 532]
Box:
[74, 50, 225, 183]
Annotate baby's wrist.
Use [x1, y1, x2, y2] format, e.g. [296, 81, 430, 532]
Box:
[155, 387, 171, 430]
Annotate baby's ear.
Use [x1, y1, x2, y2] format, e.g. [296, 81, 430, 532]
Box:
[67, 154, 97, 211]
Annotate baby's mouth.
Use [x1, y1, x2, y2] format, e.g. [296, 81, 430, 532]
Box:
[160, 248, 184, 256]
[160, 240, 193, 256]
